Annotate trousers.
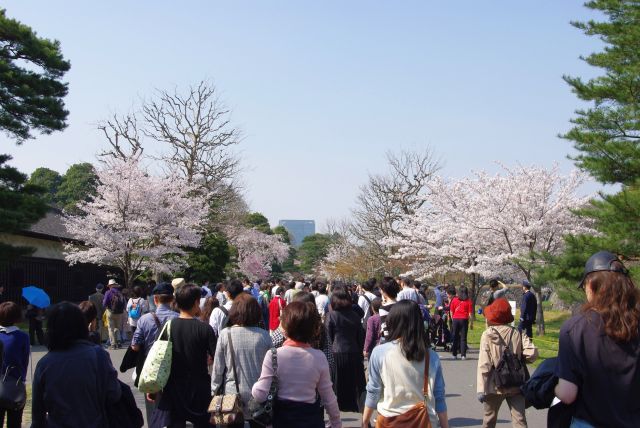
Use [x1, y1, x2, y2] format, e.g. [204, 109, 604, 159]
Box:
[106, 310, 124, 346]
[482, 394, 527, 428]
[451, 318, 469, 357]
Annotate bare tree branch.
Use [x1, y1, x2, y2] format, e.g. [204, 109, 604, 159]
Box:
[97, 112, 144, 161]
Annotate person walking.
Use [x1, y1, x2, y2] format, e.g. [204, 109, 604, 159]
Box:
[477, 298, 538, 428]
[518, 281, 537, 339]
[363, 298, 382, 359]
[357, 280, 378, 325]
[130, 283, 179, 423]
[268, 286, 286, 331]
[378, 276, 401, 343]
[32, 302, 121, 427]
[89, 283, 105, 340]
[0, 302, 29, 428]
[326, 288, 366, 413]
[126, 285, 149, 336]
[211, 293, 272, 428]
[103, 279, 127, 349]
[554, 251, 640, 428]
[209, 280, 243, 337]
[25, 304, 45, 346]
[315, 282, 330, 323]
[153, 284, 216, 428]
[450, 285, 472, 360]
[78, 301, 101, 345]
[252, 301, 342, 428]
[362, 300, 449, 428]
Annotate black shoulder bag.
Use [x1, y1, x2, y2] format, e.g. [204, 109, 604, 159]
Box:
[249, 348, 278, 427]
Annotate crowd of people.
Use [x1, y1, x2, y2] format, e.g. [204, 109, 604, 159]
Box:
[0, 249, 636, 427]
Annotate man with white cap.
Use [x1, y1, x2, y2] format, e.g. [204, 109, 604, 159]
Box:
[102, 279, 127, 349]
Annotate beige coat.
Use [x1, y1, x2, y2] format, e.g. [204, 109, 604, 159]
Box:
[476, 324, 538, 395]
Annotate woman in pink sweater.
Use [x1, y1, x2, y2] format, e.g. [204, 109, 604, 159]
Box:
[252, 301, 341, 428]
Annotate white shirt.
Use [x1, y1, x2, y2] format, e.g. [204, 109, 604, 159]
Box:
[397, 288, 421, 303]
[216, 291, 227, 307]
[126, 297, 149, 327]
[358, 291, 378, 323]
[315, 294, 330, 317]
[209, 300, 233, 336]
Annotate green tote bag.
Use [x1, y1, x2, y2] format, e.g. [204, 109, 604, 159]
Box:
[138, 320, 173, 393]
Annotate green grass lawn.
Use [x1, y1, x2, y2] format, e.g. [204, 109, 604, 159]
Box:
[467, 308, 570, 368]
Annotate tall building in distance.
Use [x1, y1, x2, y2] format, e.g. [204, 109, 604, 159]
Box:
[278, 219, 315, 247]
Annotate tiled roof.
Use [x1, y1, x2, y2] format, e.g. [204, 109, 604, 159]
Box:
[26, 208, 75, 240]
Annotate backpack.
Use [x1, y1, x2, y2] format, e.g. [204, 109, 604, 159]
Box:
[128, 298, 143, 320]
[492, 327, 529, 389]
[110, 291, 126, 314]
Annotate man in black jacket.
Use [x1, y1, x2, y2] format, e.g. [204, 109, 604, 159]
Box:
[519, 280, 537, 338]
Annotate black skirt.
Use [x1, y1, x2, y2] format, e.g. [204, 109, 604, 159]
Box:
[273, 398, 324, 428]
[333, 352, 366, 412]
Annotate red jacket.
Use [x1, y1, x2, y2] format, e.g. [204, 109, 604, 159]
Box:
[268, 296, 286, 330]
[450, 297, 472, 320]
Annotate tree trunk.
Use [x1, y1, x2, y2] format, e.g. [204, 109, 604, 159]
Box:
[533, 286, 546, 335]
[469, 273, 477, 329]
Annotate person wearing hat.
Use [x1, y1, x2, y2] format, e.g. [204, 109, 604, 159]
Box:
[130, 282, 178, 423]
[518, 280, 537, 339]
[554, 251, 640, 428]
[102, 279, 127, 349]
[171, 278, 186, 294]
[88, 283, 105, 342]
[477, 298, 538, 428]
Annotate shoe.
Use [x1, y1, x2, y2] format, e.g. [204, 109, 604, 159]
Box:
[461, 356, 466, 360]
[453, 355, 458, 360]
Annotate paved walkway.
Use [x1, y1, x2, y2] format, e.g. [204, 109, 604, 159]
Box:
[25, 344, 547, 427]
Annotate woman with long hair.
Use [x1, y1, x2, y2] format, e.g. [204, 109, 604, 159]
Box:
[449, 285, 472, 360]
[555, 251, 640, 428]
[362, 300, 449, 428]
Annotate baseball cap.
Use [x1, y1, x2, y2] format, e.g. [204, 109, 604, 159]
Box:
[152, 282, 175, 296]
[579, 251, 629, 288]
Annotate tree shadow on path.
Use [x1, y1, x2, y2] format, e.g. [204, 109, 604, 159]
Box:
[449, 417, 510, 427]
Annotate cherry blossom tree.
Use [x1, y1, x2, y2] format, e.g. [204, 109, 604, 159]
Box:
[63, 158, 209, 287]
[226, 226, 290, 280]
[393, 164, 593, 334]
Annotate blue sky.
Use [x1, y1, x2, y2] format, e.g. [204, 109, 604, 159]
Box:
[3, 1, 601, 228]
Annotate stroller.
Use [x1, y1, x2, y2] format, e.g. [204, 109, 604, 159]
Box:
[429, 308, 451, 351]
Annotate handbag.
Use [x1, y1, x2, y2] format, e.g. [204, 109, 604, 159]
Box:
[138, 320, 172, 393]
[248, 347, 278, 426]
[209, 330, 244, 426]
[0, 367, 26, 411]
[376, 350, 431, 428]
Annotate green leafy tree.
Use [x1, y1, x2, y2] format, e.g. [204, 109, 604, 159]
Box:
[182, 232, 231, 283]
[544, 1, 640, 289]
[0, 12, 70, 263]
[298, 233, 335, 273]
[0, 155, 48, 263]
[271, 225, 297, 273]
[0, 9, 71, 143]
[562, 0, 640, 185]
[27, 167, 62, 204]
[272, 225, 291, 244]
[245, 212, 272, 234]
[57, 163, 98, 211]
